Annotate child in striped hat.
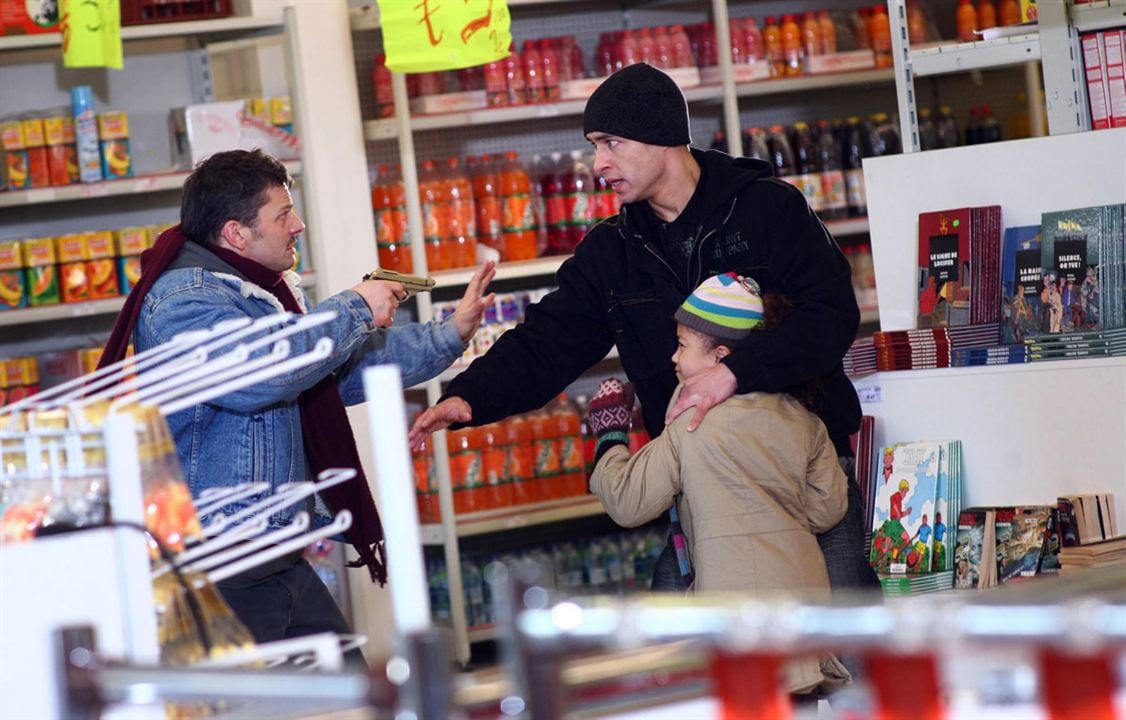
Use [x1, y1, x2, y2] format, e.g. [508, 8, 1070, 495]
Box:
[587, 272, 851, 695]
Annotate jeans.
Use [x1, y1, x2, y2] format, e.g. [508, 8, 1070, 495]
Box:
[818, 458, 880, 592]
[217, 558, 367, 669]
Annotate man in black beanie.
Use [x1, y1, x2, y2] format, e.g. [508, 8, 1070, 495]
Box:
[411, 63, 875, 597]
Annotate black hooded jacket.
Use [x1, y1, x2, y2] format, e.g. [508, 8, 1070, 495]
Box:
[445, 148, 861, 455]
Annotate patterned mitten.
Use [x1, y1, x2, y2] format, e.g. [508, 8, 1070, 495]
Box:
[587, 378, 634, 461]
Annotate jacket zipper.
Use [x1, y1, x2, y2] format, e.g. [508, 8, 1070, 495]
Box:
[690, 198, 741, 289]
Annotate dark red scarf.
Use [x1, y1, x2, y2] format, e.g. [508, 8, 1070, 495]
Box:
[100, 225, 387, 585]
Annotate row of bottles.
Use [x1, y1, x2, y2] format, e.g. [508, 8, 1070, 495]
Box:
[428, 528, 670, 629]
[956, 0, 1026, 43]
[594, 26, 695, 77]
[373, 150, 619, 273]
[712, 114, 903, 220]
[413, 391, 650, 520]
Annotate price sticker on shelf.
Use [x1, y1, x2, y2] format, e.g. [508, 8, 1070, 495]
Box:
[377, 0, 512, 73]
[856, 384, 882, 404]
[60, 0, 123, 70]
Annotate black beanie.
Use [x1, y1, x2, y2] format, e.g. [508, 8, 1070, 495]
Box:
[582, 63, 691, 147]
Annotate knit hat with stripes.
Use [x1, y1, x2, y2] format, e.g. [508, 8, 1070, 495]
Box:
[674, 273, 764, 341]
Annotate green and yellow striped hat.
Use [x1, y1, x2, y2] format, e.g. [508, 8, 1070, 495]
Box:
[674, 272, 764, 340]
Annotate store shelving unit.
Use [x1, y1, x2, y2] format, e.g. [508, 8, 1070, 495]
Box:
[419, 495, 607, 545]
[353, 0, 901, 663]
[863, 127, 1126, 520]
[0, 161, 301, 209]
[0, 15, 283, 51]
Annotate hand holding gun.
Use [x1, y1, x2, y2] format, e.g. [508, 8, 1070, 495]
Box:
[362, 268, 437, 299]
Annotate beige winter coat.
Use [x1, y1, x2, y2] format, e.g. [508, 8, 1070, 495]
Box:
[589, 388, 849, 692]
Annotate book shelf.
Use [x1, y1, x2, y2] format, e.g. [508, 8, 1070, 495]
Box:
[861, 128, 1126, 522]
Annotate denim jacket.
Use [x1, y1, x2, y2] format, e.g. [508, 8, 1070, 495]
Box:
[134, 242, 465, 529]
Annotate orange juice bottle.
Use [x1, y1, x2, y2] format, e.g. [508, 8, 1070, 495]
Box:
[762, 17, 784, 76]
[780, 14, 802, 76]
[551, 394, 586, 497]
[418, 159, 447, 271]
[977, 0, 997, 30]
[869, 4, 892, 68]
[471, 154, 504, 256]
[907, 1, 928, 43]
[956, 0, 978, 42]
[528, 407, 559, 501]
[818, 11, 837, 54]
[444, 156, 477, 269]
[412, 433, 438, 522]
[505, 414, 535, 505]
[481, 422, 513, 509]
[853, 7, 871, 49]
[500, 151, 538, 261]
[448, 426, 484, 515]
[801, 11, 820, 60]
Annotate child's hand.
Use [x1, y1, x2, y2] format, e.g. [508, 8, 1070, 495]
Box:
[587, 378, 634, 438]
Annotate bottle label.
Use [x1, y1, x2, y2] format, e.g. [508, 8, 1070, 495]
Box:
[558, 436, 583, 473]
[534, 439, 560, 477]
[821, 170, 847, 210]
[507, 444, 533, 483]
[564, 191, 592, 226]
[845, 168, 867, 209]
[450, 449, 483, 489]
[797, 172, 825, 211]
[502, 192, 535, 232]
[483, 447, 508, 485]
[421, 201, 446, 242]
[374, 208, 396, 245]
[546, 194, 567, 229]
[476, 196, 501, 237]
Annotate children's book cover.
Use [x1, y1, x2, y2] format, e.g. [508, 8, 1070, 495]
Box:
[954, 509, 986, 589]
[998, 506, 1052, 583]
[870, 442, 942, 574]
[1040, 207, 1103, 334]
[918, 208, 971, 328]
[1000, 226, 1042, 344]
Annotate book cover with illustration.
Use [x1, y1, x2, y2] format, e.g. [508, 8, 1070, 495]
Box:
[1039, 207, 1103, 334]
[869, 442, 942, 574]
[998, 506, 1052, 583]
[954, 508, 987, 589]
[1000, 225, 1042, 344]
[931, 441, 962, 572]
[918, 208, 971, 328]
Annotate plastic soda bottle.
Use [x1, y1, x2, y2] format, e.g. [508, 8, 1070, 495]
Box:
[791, 121, 825, 213]
[373, 54, 394, 118]
[471, 154, 503, 256]
[563, 150, 595, 253]
[481, 421, 513, 509]
[500, 151, 538, 261]
[505, 414, 536, 505]
[448, 426, 484, 514]
[636, 27, 656, 65]
[744, 17, 765, 63]
[551, 393, 586, 497]
[418, 159, 447, 270]
[653, 26, 672, 69]
[505, 43, 527, 106]
[818, 11, 837, 54]
[801, 11, 820, 59]
[956, 0, 978, 42]
[669, 24, 693, 68]
[870, 4, 893, 67]
[539, 38, 560, 101]
[627, 403, 650, 454]
[767, 124, 796, 180]
[762, 17, 784, 76]
[461, 560, 485, 628]
[411, 431, 438, 522]
[373, 163, 414, 272]
[780, 14, 803, 76]
[528, 407, 560, 501]
[843, 117, 868, 217]
[484, 56, 508, 108]
[977, 0, 997, 30]
[444, 156, 477, 269]
[816, 120, 848, 221]
[523, 40, 545, 103]
[541, 152, 567, 256]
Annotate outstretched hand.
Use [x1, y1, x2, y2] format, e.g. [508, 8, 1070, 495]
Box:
[408, 397, 472, 449]
[452, 260, 497, 343]
[665, 363, 738, 432]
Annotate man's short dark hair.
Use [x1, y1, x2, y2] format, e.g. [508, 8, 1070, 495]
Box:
[181, 149, 292, 246]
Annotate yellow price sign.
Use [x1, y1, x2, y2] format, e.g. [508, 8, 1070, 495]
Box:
[377, 0, 512, 73]
[61, 0, 124, 70]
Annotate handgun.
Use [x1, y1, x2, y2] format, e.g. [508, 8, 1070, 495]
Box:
[362, 268, 437, 298]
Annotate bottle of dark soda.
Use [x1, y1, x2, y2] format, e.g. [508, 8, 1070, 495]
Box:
[816, 119, 848, 221]
[843, 116, 868, 218]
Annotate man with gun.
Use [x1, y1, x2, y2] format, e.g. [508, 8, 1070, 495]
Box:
[99, 149, 495, 663]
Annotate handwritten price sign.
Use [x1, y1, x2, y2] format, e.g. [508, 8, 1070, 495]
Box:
[377, 0, 512, 72]
[61, 0, 123, 70]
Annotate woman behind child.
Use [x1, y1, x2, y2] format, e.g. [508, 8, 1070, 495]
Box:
[586, 272, 849, 693]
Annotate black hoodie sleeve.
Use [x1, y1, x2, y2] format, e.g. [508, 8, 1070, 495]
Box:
[443, 248, 616, 426]
[721, 181, 860, 395]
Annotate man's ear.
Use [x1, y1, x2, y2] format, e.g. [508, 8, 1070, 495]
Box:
[218, 220, 247, 251]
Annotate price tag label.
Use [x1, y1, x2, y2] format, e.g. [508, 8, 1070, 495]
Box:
[856, 384, 882, 404]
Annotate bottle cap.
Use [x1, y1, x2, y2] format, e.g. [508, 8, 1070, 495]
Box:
[70, 85, 94, 114]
